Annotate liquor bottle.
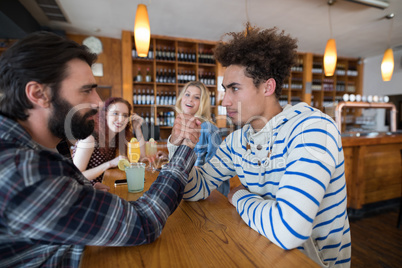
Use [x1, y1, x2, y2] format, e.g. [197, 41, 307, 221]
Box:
[191, 49, 196, 62]
[191, 70, 196, 81]
[169, 47, 175, 61]
[150, 89, 154, 104]
[133, 89, 137, 105]
[162, 47, 167, 61]
[148, 45, 153, 59]
[156, 46, 162, 60]
[163, 69, 168, 83]
[172, 69, 176, 83]
[211, 91, 215, 106]
[168, 92, 173, 105]
[145, 67, 152, 82]
[167, 69, 172, 83]
[146, 88, 151, 104]
[145, 112, 150, 124]
[136, 67, 142, 82]
[180, 49, 185, 62]
[199, 49, 203, 63]
[141, 89, 146, 105]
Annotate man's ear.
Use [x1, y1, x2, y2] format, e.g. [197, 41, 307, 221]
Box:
[263, 78, 276, 97]
[25, 81, 51, 108]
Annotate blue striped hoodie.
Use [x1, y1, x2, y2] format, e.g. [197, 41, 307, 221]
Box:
[168, 102, 351, 267]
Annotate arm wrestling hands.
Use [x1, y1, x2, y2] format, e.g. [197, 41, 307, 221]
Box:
[170, 113, 202, 149]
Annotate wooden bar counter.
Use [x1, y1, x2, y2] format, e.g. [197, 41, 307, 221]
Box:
[80, 168, 318, 267]
[342, 133, 402, 209]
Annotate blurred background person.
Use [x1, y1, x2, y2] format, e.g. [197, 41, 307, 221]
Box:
[171, 81, 229, 196]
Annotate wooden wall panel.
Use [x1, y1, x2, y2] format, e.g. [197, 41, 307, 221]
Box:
[66, 34, 122, 99]
[363, 144, 402, 204]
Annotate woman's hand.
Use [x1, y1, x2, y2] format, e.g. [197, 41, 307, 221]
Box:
[131, 113, 144, 129]
[108, 155, 127, 168]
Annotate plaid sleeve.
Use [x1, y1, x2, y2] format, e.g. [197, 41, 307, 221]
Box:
[4, 145, 195, 247]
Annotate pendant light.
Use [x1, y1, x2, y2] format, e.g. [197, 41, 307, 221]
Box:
[134, 4, 150, 58]
[323, 0, 337, 76]
[381, 13, 395, 82]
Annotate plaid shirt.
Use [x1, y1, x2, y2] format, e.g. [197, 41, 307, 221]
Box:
[0, 115, 196, 267]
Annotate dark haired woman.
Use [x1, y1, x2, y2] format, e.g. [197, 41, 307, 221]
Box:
[73, 97, 145, 187]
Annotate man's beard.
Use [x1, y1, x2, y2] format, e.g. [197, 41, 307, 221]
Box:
[49, 95, 98, 140]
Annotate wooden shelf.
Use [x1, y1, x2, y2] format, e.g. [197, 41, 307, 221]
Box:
[122, 31, 218, 139]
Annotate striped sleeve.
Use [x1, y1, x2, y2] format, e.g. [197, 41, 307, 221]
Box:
[183, 133, 237, 200]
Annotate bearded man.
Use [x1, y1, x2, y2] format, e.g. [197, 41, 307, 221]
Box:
[0, 32, 200, 267]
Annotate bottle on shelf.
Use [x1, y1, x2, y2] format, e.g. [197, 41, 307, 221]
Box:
[141, 89, 146, 104]
[136, 67, 142, 82]
[156, 91, 160, 105]
[133, 89, 137, 105]
[146, 88, 151, 104]
[145, 67, 152, 82]
[210, 91, 215, 106]
[148, 45, 153, 59]
[172, 69, 176, 83]
[150, 89, 154, 104]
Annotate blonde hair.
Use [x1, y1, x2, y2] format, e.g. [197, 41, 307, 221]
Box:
[175, 81, 212, 121]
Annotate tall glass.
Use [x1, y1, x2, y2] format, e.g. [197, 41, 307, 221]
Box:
[145, 139, 157, 170]
[128, 138, 141, 163]
[125, 162, 145, 193]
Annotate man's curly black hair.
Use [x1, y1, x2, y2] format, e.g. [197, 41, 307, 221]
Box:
[214, 23, 298, 99]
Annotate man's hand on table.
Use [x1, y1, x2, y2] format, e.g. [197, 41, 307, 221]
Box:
[170, 113, 202, 149]
[228, 184, 247, 206]
[94, 182, 111, 192]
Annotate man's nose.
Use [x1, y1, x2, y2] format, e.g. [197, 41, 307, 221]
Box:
[221, 92, 231, 107]
[90, 90, 103, 110]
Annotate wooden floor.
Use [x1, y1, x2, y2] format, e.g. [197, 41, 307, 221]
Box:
[349, 201, 402, 268]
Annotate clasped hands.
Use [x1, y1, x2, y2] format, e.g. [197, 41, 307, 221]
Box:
[170, 113, 202, 149]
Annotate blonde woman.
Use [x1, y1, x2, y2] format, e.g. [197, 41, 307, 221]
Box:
[172, 81, 229, 196]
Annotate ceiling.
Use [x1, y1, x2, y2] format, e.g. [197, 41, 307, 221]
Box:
[3, 0, 402, 59]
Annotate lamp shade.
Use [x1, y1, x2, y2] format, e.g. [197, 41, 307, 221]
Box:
[134, 4, 150, 57]
[381, 48, 394, 81]
[323, 38, 337, 76]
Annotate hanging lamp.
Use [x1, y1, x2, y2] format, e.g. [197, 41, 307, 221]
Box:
[324, 38, 337, 76]
[381, 13, 395, 81]
[323, 0, 337, 76]
[134, 4, 150, 57]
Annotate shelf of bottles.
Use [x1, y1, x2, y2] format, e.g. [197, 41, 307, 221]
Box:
[128, 34, 218, 139]
[281, 54, 305, 106]
[310, 55, 361, 112]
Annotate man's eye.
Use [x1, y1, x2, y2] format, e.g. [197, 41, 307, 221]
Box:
[233, 87, 239, 91]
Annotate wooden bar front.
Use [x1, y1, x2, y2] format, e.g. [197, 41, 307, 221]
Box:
[80, 168, 318, 267]
[342, 133, 402, 209]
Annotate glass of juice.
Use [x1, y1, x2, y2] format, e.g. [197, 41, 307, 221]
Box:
[125, 162, 146, 193]
[127, 137, 141, 163]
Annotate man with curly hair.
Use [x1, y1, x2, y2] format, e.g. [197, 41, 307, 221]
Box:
[168, 25, 351, 267]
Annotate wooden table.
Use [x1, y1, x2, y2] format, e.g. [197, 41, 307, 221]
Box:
[81, 168, 318, 267]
